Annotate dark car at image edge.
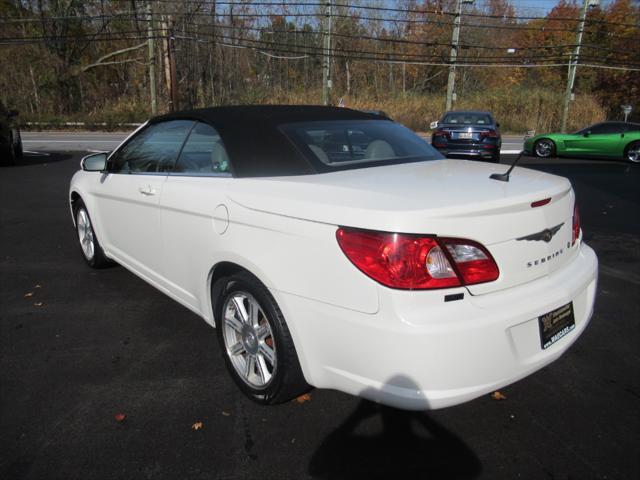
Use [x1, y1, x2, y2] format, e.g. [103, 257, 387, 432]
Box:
[430, 110, 501, 163]
[0, 102, 23, 165]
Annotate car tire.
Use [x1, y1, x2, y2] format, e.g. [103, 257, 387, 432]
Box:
[215, 271, 310, 405]
[534, 139, 556, 158]
[492, 152, 501, 163]
[2, 132, 17, 166]
[14, 130, 23, 158]
[74, 199, 110, 268]
[624, 141, 640, 164]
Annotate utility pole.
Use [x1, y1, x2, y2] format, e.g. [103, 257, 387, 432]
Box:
[322, 0, 332, 106]
[560, 0, 591, 133]
[163, 21, 179, 112]
[147, 2, 157, 115]
[168, 28, 179, 111]
[445, 0, 463, 111]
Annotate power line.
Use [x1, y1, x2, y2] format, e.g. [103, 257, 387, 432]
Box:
[178, 35, 640, 71]
[3, 12, 639, 43]
[0, 29, 636, 67]
[132, 0, 640, 27]
[1, 29, 637, 70]
[3, 9, 638, 35]
[4, 27, 636, 66]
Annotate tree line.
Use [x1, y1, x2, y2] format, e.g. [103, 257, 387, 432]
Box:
[0, 0, 638, 131]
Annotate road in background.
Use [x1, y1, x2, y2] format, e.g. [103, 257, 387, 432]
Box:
[21, 131, 527, 154]
[1, 150, 638, 479]
[21, 131, 131, 153]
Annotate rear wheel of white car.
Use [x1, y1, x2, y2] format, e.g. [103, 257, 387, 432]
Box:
[534, 139, 556, 158]
[74, 199, 110, 268]
[215, 271, 310, 404]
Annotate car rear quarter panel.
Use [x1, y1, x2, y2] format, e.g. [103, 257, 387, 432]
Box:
[213, 198, 380, 317]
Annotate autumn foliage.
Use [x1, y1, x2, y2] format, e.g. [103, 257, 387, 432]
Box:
[0, 0, 637, 131]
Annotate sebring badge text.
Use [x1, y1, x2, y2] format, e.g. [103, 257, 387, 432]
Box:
[526, 241, 572, 268]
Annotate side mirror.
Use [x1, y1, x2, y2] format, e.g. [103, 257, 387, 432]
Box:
[8, 109, 19, 118]
[81, 152, 107, 172]
[496, 122, 500, 128]
[583, 131, 590, 137]
[429, 121, 439, 130]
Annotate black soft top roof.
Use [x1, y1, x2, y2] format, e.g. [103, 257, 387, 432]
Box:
[152, 104, 381, 126]
[150, 105, 387, 177]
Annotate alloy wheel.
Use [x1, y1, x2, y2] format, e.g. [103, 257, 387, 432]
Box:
[627, 143, 640, 163]
[76, 209, 95, 260]
[535, 139, 554, 158]
[222, 291, 276, 389]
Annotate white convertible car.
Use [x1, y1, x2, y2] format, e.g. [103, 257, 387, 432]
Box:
[69, 106, 598, 410]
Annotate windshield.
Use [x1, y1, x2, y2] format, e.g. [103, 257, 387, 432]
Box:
[281, 120, 443, 169]
[442, 113, 492, 126]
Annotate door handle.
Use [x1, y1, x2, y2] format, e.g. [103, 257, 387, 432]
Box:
[138, 185, 157, 196]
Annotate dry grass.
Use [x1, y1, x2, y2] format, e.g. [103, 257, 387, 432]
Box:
[22, 87, 606, 134]
[342, 89, 605, 134]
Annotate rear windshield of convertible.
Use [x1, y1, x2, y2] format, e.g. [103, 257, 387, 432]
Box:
[280, 120, 442, 168]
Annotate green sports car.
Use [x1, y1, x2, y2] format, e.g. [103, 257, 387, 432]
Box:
[523, 121, 640, 163]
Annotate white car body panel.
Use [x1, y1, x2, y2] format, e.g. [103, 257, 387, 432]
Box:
[70, 146, 598, 410]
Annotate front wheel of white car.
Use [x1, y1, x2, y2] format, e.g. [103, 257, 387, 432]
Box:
[215, 271, 310, 404]
[74, 199, 110, 268]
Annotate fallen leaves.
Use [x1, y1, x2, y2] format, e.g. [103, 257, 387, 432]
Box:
[295, 393, 312, 404]
[25, 285, 43, 304]
[114, 413, 126, 422]
[490, 391, 507, 401]
[191, 421, 203, 431]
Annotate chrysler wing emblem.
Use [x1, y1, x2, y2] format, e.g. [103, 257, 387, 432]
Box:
[516, 223, 564, 243]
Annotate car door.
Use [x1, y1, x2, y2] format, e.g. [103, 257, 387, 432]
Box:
[569, 122, 625, 157]
[93, 119, 194, 281]
[159, 121, 234, 311]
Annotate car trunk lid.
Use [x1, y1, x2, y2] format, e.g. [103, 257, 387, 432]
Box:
[227, 159, 577, 294]
[436, 126, 494, 143]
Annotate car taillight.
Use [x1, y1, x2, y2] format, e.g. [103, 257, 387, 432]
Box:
[336, 228, 499, 290]
[434, 128, 450, 138]
[479, 130, 499, 140]
[572, 202, 581, 245]
[444, 239, 500, 285]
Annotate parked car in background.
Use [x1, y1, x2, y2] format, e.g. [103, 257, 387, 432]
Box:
[524, 121, 640, 163]
[430, 110, 502, 163]
[0, 102, 23, 165]
[69, 105, 597, 411]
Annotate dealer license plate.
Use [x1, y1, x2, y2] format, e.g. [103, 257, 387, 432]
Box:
[539, 302, 575, 349]
[458, 132, 473, 139]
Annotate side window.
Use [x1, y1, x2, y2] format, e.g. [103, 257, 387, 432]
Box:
[109, 120, 194, 174]
[173, 122, 231, 175]
[589, 123, 622, 135]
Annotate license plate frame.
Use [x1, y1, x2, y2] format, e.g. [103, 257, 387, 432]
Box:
[539, 302, 575, 350]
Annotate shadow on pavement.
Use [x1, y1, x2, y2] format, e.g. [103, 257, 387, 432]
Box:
[1, 151, 73, 167]
[308, 376, 481, 479]
[522, 158, 640, 203]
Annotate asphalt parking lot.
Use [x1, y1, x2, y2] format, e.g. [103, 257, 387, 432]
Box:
[1, 150, 639, 479]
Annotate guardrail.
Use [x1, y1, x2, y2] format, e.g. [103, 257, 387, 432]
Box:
[24, 121, 143, 129]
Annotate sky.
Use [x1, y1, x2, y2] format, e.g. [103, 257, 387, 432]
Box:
[380, 0, 615, 15]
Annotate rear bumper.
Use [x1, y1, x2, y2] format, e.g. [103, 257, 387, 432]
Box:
[434, 144, 500, 159]
[276, 242, 598, 410]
